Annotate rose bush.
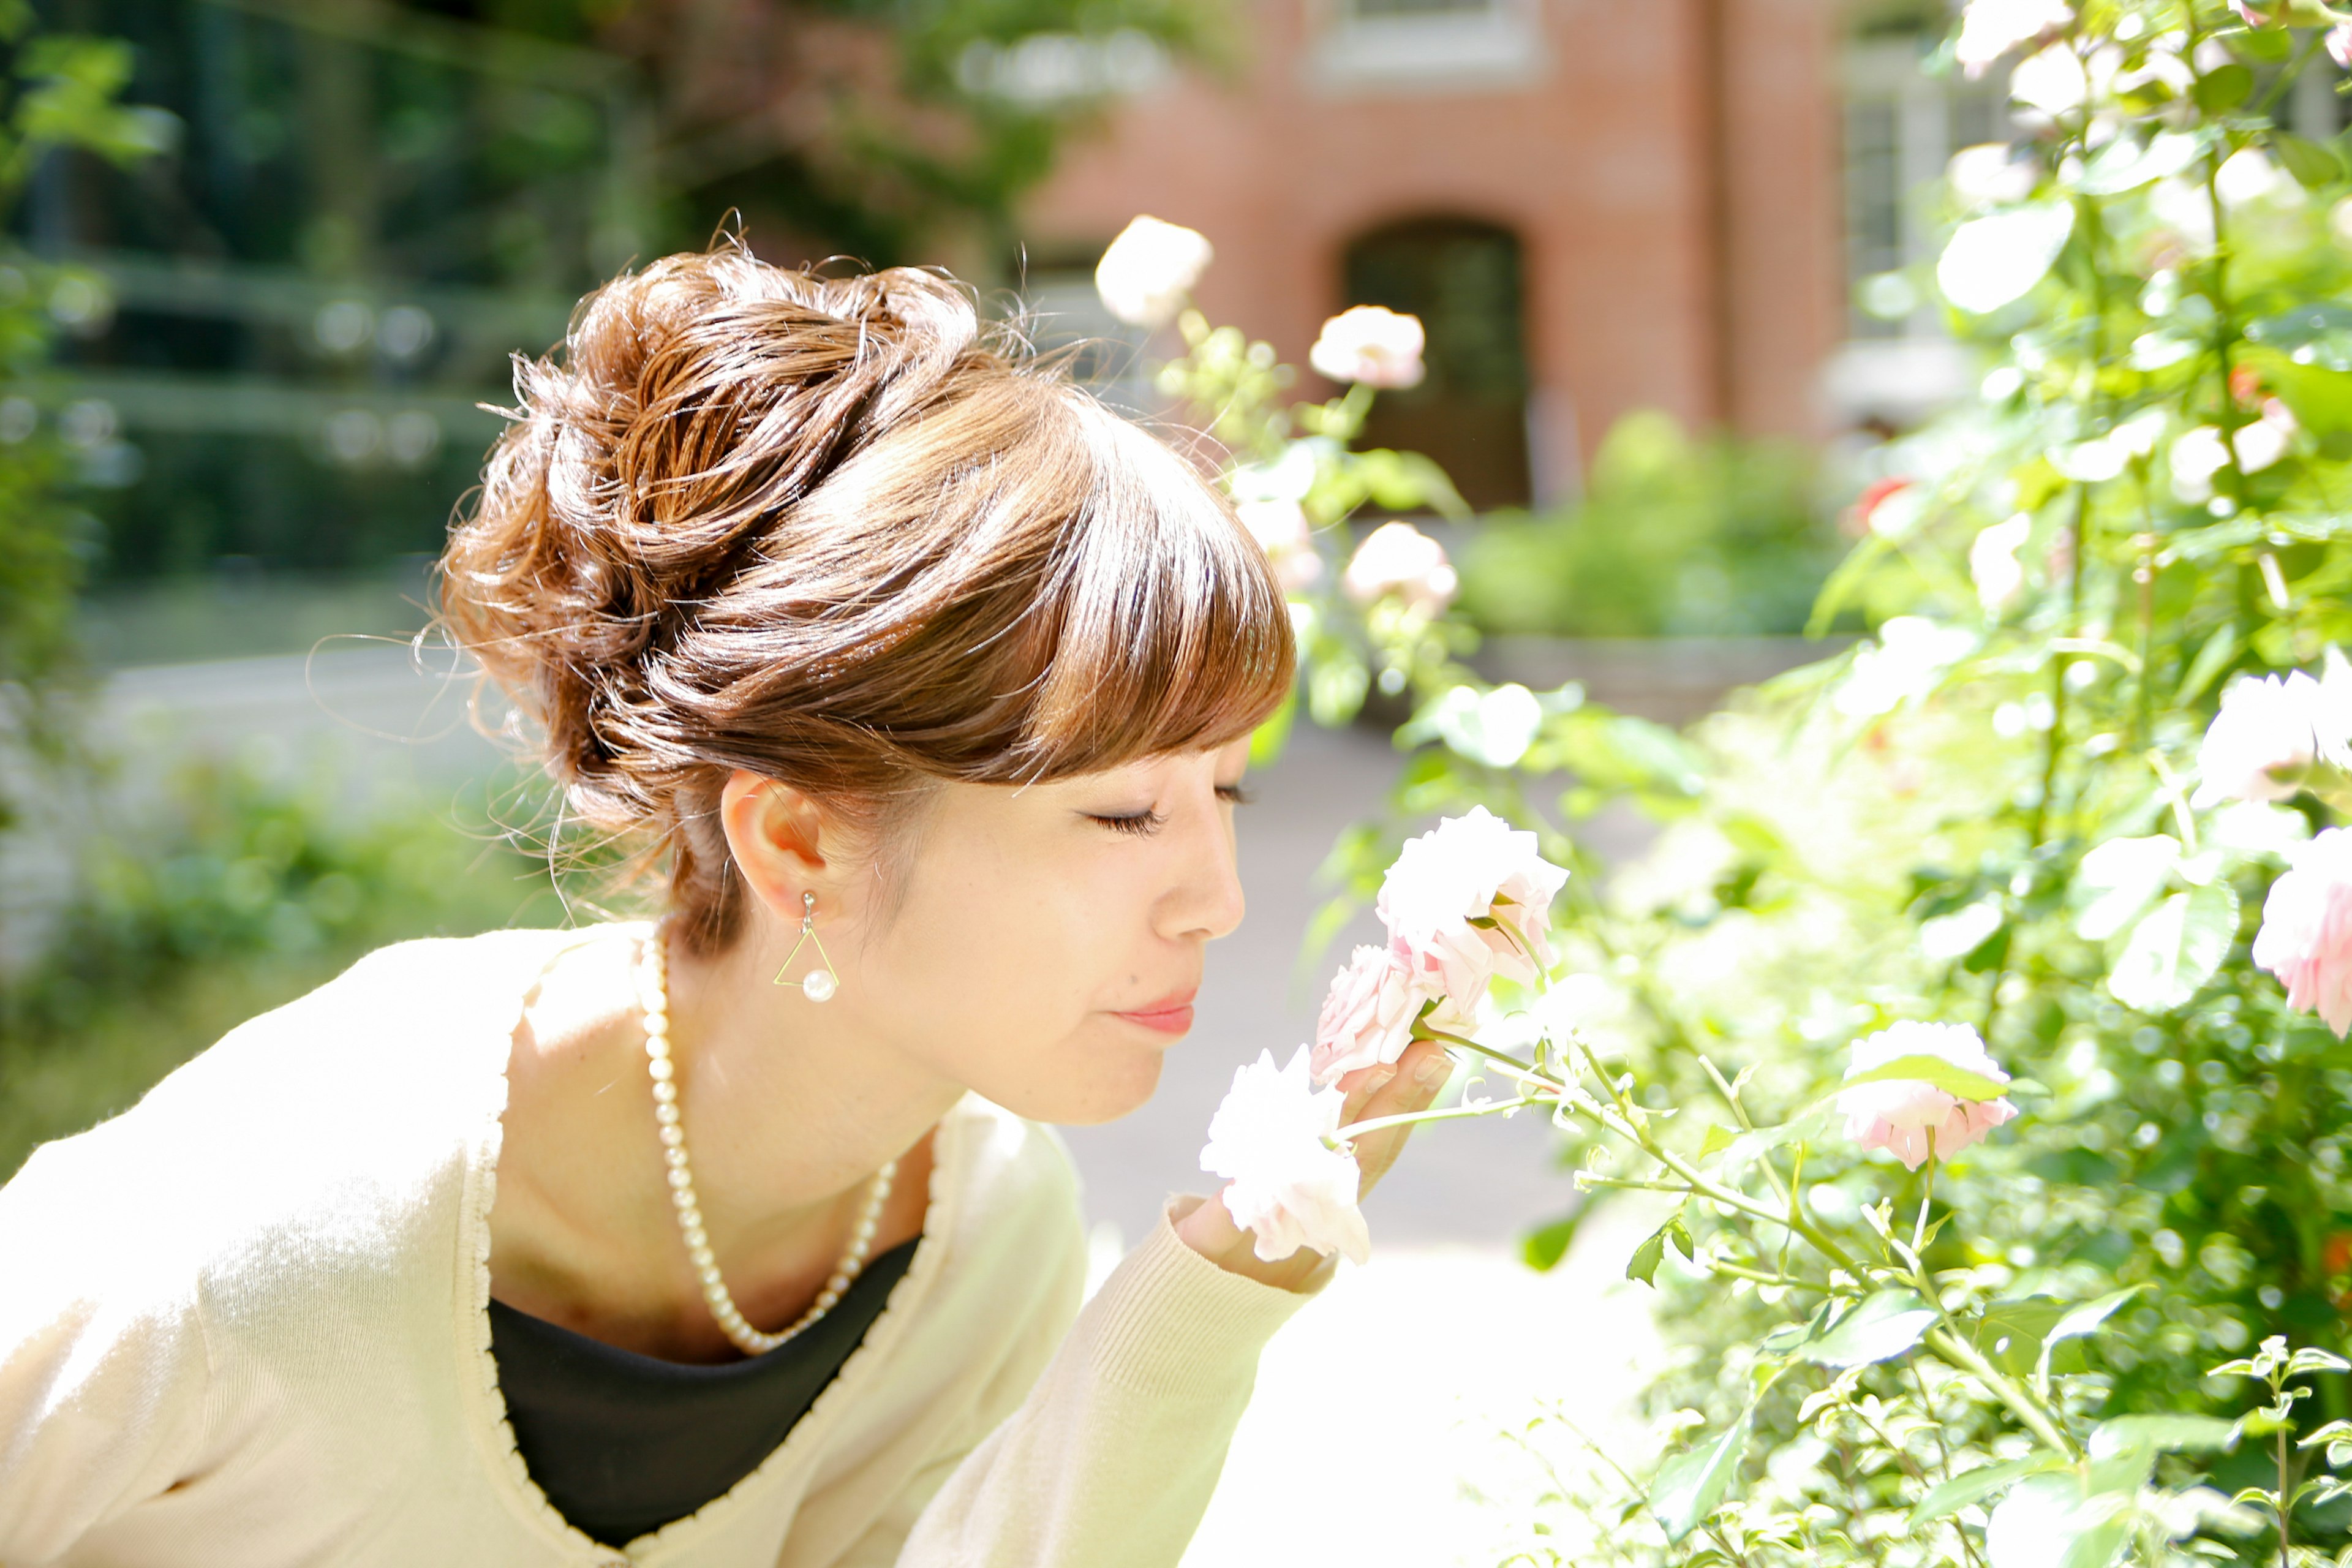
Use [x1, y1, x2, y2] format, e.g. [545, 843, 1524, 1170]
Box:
[1126, 0, 2352, 1559]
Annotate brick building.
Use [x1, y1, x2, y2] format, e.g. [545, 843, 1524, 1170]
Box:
[1014, 0, 1846, 510]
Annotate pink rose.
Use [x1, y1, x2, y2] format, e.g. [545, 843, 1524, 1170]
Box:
[1343, 520, 1458, 619]
[2254, 827, 2352, 1036]
[1375, 807, 1570, 1014]
[1093, 215, 1213, 330]
[1200, 1046, 1370, 1264]
[1310, 305, 1426, 390]
[2331, 23, 2352, 70]
[1311, 943, 1437, 1086]
[2193, 656, 2352, 809]
[1837, 1020, 2018, 1170]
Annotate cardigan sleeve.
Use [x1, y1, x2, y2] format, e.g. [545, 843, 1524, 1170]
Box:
[875, 1193, 1331, 1568]
[0, 1139, 214, 1563]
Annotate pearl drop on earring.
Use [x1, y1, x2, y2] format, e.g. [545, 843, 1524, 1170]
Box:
[802, 968, 837, 1003]
[775, 890, 841, 1002]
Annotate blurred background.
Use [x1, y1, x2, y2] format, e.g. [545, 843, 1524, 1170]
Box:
[0, 0, 2254, 1223]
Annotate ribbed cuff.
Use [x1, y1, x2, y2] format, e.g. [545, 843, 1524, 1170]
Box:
[1076, 1194, 1332, 1401]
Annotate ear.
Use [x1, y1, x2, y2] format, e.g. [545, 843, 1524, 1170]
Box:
[717, 771, 835, 926]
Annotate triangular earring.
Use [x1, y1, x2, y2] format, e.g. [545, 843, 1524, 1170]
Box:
[774, 891, 839, 1001]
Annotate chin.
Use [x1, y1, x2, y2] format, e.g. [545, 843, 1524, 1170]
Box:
[1011, 1049, 1165, 1127]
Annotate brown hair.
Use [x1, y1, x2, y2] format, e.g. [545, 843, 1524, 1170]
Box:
[437, 247, 1294, 955]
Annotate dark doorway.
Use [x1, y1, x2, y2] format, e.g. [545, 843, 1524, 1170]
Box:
[1340, 216, 1531, 510]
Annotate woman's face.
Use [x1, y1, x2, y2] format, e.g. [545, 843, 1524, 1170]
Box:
[820, 738, 1253, 1125]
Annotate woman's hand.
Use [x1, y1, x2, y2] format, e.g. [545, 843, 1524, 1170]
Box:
[1175, 1036, 1453, 1291]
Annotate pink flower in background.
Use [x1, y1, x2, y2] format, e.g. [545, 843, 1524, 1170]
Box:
[1310, 305, 1427, 389]
[2192, 655, 2352, 807]
[1343, 521, 1458, 619]
[1837, 1020, 2018, 1170]
[1200, 1046, 1370, 1264]
[2331, 23, 2352, 69]
[1376, 807, 1570, 1011]
[1311, 943, 1438, 1086]
[1093, 215, 1213, 330]
[2254, 828, 2352, 1036]
[1953, 0, 2072, 78]
[1235, 498, 1322, 592]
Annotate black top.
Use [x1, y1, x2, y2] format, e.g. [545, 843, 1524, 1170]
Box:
[488, 1237, 923, 1547]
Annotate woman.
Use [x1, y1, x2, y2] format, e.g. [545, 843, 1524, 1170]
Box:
[0, 249, 1452, 1565]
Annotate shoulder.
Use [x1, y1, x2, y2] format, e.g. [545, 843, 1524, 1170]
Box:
[937, 1093, 1084, 1253]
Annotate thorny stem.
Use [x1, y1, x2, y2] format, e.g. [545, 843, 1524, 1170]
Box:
[2278, 1420, 2292, 1568]
[1333, 1094, 1539, 1145]
[1913, 1151, 1938, 1256]
[1698, 1254, 1847, 1294]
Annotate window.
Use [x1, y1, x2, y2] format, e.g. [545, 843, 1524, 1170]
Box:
[1308, 0, 1545, 96]
[1342, 217, 1531, 510]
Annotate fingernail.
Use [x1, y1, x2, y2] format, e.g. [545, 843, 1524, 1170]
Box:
[1366, 1065, 1398, 1093]
[1415, 1052, 1452, 1088]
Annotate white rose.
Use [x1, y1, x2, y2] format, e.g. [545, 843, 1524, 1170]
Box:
[1954, 0, 2073, 78]
[1093, 216, 1213, 330]
[1309, 305, 1426, 390]
[1342, 520, 1457, 619]
[1235, 498, 1321, 593]
[1200, 1046, 1370, 1264]
[1375, 807, 1569, 1013]
[1970, 514, 2032, 614]
[2193, 655, 2352, 808]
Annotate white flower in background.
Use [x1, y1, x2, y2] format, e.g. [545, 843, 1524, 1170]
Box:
[1234, 498, 1321, 592]
[1954, 0, 2071, 78]
[2233, 399, 2298, 473]
[1311, 944, 1438, 1086]
[2253, 828, 2352, 1037]
[2010, 43, 2089, 116]
[1970, 514, 2033, 614]
[1309, 305, 1427, 389]
[1376, 806, 1570, 1009]
[1200, 1046, 1370, 1264]
[2217, 148, 2300, 209]
[2193, 654, 2352, 807]
[1833, 617, 1978, 719]
[1342, 520, 1458, 619]
[1947, 143, 2040, 208]
[2169, 425, 2231, 502]
[2331, 23, 2352, 70]
[1838, 1021, 2019, 1170]
[1093, 215, 1213, 330]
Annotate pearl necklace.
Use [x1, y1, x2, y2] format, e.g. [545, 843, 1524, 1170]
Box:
[641, 922, 899, 1358]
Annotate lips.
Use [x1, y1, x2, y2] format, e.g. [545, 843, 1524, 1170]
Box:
[1114, 991, 1198, 1036]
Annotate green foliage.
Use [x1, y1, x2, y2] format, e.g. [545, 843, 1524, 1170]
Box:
[0, 758, 554, 1178]
[1456, 412, 1842, 639]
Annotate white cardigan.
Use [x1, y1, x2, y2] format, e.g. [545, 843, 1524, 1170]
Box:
[0, 926, 1325, 1566]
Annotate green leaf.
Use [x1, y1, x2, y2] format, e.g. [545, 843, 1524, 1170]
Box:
[1800, 1289, 1937, 1368]
[1909, 1452, 2069, 1527]
[2290, 1347, 2352, 1376]
[2194, 62, 2254, 114]
[2071, 129, 2206, 195]
[2090, 1414, 2241, 1458]
[2075, 835, 2183, 943]
[1649, 1406, 1754, 1542]
[2177, 624, 2239, 706]
[2037, 1284, 2149, 1387]
[1627, 1223, 1670, 1287]
[2272, 131, 2346, 190]
[1521, 1210, 1582, 1273]
[1700, 1123, 1738, 1157]
[1972, 1297, 2086, 1377]
[2107, 883, 2238, 1012]
[1836, 1054, 2010, 1103]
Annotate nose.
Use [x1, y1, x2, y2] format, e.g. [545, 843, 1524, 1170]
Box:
[1162, 796, 1246, 943]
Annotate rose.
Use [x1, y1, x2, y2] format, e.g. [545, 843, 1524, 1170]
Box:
[1311, 943, 1439, 1087]
[1375, 807, 1569, 1014]
[2192, 654, 2352, 808]
[1093, 215, 1213, 330]
[1200, 1046, 1370, 1264]
[1953, 0, 2073, 78]
[2332, 23, 2352, 70]
[1234, 497, 1321, 592]
[1837, 1020, 2019, 1170]
[1970, 514, 2032, 614]
[1342, 520, 1457, 619]
[2254, 828, 2352, 1037]
[1308, 305, 1426, 390]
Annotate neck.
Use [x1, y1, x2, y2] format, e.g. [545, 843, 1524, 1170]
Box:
[659, 921, 964, 1259]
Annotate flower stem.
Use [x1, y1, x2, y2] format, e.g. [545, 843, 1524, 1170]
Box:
[1333, 1095, 1539, 1144]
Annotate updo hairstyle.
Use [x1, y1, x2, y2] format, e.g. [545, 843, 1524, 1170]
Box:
[436, 246, 1294, 956]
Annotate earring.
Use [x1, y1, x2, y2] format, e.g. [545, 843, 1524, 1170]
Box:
[774, 891, 839, 1002]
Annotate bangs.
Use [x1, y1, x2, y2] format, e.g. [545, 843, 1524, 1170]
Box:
[1008, 399, 1296, 781]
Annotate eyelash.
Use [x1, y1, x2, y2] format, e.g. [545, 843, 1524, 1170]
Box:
[1089, 785, 1251, 837]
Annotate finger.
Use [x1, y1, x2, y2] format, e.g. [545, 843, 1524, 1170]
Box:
[1335, 1060, 1399, 1122]
[1351, 1040, 1454, 1195]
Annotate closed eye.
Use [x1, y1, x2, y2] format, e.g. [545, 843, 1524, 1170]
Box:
[1216, 783, 1253, 806]
[1088, 809, 1167, 837]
